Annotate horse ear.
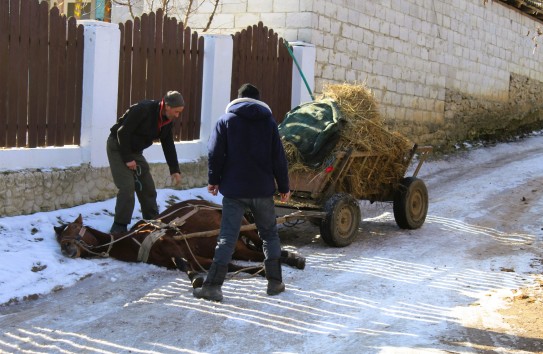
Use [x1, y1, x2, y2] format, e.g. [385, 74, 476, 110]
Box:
[75, 214, 83, 224]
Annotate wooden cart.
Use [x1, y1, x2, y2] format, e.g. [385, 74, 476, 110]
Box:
[273, 144, 433, 247]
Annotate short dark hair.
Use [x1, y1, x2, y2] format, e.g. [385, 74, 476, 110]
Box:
[238, 83, 260, 100]
[164, 91, 185, 107]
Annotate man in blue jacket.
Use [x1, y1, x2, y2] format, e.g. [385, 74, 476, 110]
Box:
[194, 83, 291, 301]
[106, 91, 184, 233]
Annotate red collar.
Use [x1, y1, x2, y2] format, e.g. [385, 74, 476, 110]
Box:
[158, 100, 171, 129]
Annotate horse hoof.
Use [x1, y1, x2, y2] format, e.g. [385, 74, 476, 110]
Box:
[296, 257, 306, 270]
[191, 275, 204, 289]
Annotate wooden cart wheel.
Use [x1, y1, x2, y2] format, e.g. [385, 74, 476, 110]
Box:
[393, 177, 428, 229]
[320, 193, 361, 247]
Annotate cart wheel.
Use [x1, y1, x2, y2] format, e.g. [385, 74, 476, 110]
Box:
[393, 177, 428, 229]
[320, 193, 361, 247]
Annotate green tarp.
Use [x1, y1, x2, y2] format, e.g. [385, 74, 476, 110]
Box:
[278, 99, 344, 166]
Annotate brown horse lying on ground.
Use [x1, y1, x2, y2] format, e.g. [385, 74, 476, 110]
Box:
[54, 199, 305, 288]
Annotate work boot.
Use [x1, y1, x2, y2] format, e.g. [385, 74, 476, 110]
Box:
[110, 222, 127, 233]
[264, 259, 285, 295]
[193, 263, 228, 301]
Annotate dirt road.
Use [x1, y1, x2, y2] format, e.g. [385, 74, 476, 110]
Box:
[1, 137, 542, 353]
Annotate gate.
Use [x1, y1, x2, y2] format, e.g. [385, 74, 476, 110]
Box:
[118, 8, 204, 141]
[231, 22, 293, 123]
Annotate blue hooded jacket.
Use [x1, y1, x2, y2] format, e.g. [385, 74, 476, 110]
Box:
[208, 98, 290, 198]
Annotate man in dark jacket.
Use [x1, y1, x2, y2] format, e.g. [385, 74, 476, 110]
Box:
[106, 91, 184, 233]
[193, 83, 290, 302]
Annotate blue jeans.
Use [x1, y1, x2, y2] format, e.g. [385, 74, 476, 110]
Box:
[213, 196, 281, 266]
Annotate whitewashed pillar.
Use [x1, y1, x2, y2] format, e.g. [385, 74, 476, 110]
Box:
[79, 20, 120, 168]
[200, 35, 233, 150]
[290, 41, 316, 107]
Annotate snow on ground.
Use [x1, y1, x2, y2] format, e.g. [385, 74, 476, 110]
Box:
[1, 134, 542, 353]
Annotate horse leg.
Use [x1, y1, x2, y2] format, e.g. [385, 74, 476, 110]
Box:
[280, 250, 306, 270]
[239, 229, 263, 250]
[188, 271, 205, 288]
[231, 239, 267, 262]
[172, 256, 207, 289]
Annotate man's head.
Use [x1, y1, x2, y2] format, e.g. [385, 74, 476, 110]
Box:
[163, 91, 185, 119]
[238, 83, 260, 100]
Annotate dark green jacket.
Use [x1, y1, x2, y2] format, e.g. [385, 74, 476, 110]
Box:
[109, 100, 180, 174]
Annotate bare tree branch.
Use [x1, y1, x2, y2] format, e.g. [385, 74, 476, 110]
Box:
[109, 0, 220, 30]
[112, 0, 136, 20]
[183, 0, 194, 26]
[203, 0, 219, 32]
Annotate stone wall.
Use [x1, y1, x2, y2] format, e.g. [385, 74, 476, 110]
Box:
[185, 0, 543, 151]
[442, 74, 543, 145]
[0, 159, 208, 217]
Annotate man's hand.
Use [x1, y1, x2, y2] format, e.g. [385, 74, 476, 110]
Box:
[207, 184, 219, 196]
[171, 173, 181, 186]
[280, 191, 291, 203]
[125, 160, 137, 170]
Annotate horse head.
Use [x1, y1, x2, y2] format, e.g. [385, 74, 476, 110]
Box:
[54, 214, 100, 258]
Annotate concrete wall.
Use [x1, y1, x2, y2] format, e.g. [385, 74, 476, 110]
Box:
[181, 0, 543, 150]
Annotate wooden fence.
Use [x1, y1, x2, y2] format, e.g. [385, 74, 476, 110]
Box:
[118, 9, 204, 141]
[231, 22, 293, 123]
[0, 0, 84, 148]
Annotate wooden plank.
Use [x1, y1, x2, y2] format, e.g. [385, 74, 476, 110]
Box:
[55, 13, 68, 147]
[256, 22, 265, 92]
[248, 24, 256, 85]
[172, 21, 185, 140]
[16, 0, 30, 147]
[6, 0, 21, 147]
[153, 8, 163, 99]
[117, 22, 125, 118]
[261, 27, 271, 106]
[47, 7, 61, 146]
[64, 17, 78, 145]
[0, 0, 9, 146]
[267, 29, 278, 117]
[73, 24, 84, 146]
[189, 28, 197, 140]
[230, 32, 240, 101]
[162, 17, 175, 94]
[193, 35, 204, 140]
[27, 0, 41, 148]
[36, 1, 49, 146]
[120, 21, 133, 115]
[181, 27, 192, 140]
[188, 31, 199, 140]
[237, 27, 248, 93]
[132, 16, 144, 104]
[144, 12, 155, 99]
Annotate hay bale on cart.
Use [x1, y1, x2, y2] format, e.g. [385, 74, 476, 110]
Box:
[277, 83, 432, 247]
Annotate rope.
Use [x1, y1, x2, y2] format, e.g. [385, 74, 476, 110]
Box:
[284, 40, 315, 101]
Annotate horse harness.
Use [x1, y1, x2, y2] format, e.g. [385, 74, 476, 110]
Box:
[67, 202, 265, 276]
[136, 204, 222, 262]
[81, 203, 221, 263]
[67, 226, 114, 258]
